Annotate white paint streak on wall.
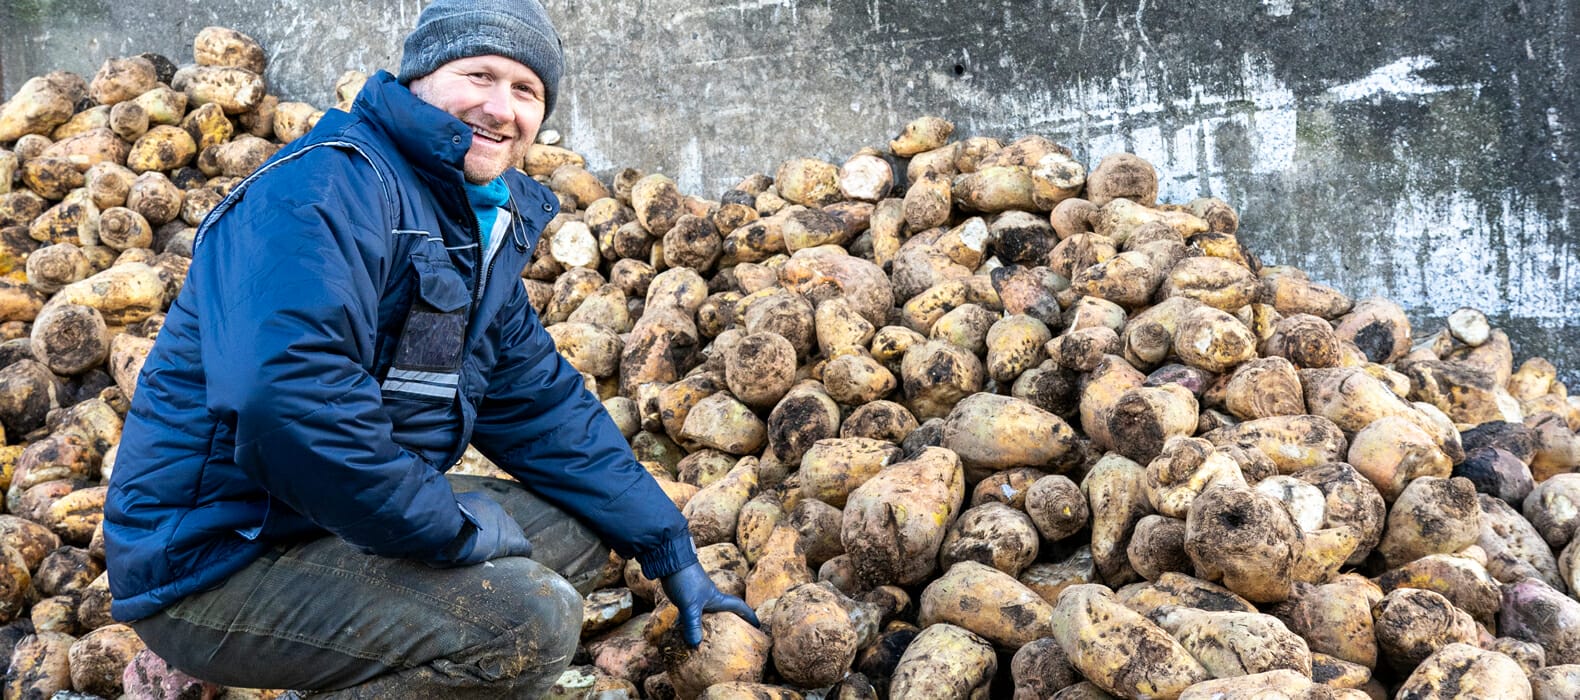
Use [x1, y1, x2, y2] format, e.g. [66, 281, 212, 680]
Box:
[665, 0, 797, 26]
[563, 93, 615, 177]
[678, 137, 704, 195]
[1358, 190, 1570, 317]
[1325, 56, 1473, 102]
[1026, 54, 1296, 202]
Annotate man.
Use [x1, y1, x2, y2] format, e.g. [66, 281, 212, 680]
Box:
[103, 1, 755, 696]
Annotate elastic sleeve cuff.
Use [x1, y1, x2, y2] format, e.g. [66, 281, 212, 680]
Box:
[636, 532, 699, 580]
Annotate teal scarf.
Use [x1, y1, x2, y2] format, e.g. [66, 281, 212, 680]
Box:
[463, 177, 510, 249]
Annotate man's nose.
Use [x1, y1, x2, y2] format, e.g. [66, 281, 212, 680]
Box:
[479, 86, 513, 125]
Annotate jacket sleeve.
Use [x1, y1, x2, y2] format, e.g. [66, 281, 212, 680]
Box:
[470, 282, 698, 579]
[195, 149, 467, 560]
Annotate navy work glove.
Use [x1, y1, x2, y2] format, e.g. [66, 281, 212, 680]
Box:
[426, 492, 533, 568]
[660, 561, 760, 647]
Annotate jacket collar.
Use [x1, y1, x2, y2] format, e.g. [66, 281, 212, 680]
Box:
[352, 70, 475, 187]
[348, 70, 560, 254]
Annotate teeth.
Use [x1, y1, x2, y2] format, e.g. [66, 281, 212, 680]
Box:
[470, 125, 507, 143]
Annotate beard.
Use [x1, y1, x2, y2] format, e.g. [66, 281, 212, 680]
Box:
[461, 128, 532, 184]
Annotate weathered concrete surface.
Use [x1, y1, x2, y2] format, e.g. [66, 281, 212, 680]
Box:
[3, 0, 1577, 384]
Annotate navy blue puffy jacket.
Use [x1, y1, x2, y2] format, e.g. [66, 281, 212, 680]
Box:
[104, 71, 696, 621]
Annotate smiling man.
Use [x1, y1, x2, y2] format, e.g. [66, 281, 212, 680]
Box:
[103, 1, 754, 697]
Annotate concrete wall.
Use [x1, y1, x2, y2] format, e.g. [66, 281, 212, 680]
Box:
[4, 0, 1577, 384]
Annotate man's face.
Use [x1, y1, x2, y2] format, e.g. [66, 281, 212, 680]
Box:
[408, 55, 546, 184]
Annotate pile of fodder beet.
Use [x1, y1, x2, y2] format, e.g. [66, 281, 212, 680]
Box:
[6, 26, 1580, 700]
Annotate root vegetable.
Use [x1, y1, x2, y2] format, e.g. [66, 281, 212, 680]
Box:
[900, 339, 985, 421]
[919, 561, 1052, 649]
[43, 129, 128, 176]
[68, 623, 144, 697]
[902, 172, 951, 230]
[0, 73, 78, 142]
[4, 631, 74, 700]
[620, 305, 700, 394]
[1478, 493, 1561, 587]
[1349, 415, 1454, 501]
[841, 447, 964, 586]
[194, 26, 266, 73]
[1223, 356, 1304, 420]
[984, 314, 1051, 383]
[1532, 666, 1580, 700]
[930, 303, 996, 356]
[1105, 385, 1199, 465]
[1397, 643, 1530, 699]
[1265, 273, 1353, 320]
[1127, 514, 1189, 582]
[126, 171, 183, 226]
[25, 244, 92, 294]
[775, 159, 840, 208]
[1377, 552, 1501, 630]
[1184, 486, 1304, 603]
[823, 351, 896, 405]
[1153, 606, 1311, 678]
[1163, 255, 1259, 312]
[1145, 437, 1248, 519]
[943, 393, 1078, 478]
[1071, 250, 1163, 310]
[655, 609, 770, 700]
[0, 546, 29, 625]
[97, 207, 153, 251]
[1084, 452, 1151, 585]
[840, 401, 918, 444]
[1051, 198, 1098, 239]
[1376, 476, 1480, 569]
[799, 437, 902, 508]
[683, 457, 759, 546]
[127, 125, 198, 173]
[30, 190, 100, 246]
[887, 623, 995, 700]
[1274, 574, 1382, 668]
[1205, 414, 1348, 476]
[1085, 154, 1158, 207]
[1498, 578, 1580, 665]
[724, 332, 796, 410]
[1446, 306, 1491, 347]
[1011, 638, 1077, 700]
[938, 502, 1039, 576]
[765, 583, 858, 688]
[735, 493, 782, 566]
[181, 103, 233, 154]
[1051, 584, 1208, 699]
[1373, 587, 1481, 673]
[49, 262, 166, 325]
[838, 152, 893, 202]
[744, 524, 811, 608]
[174, 65, 265, 114]
[0, 360, 60, 437]
[764, 381, 840, 466]
[889, 116, 954, 157]
[1334, 297, 1412, 364]
[676, 450, 736, 489]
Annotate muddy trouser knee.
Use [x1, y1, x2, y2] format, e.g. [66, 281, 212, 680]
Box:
[129, 475, 611, 698]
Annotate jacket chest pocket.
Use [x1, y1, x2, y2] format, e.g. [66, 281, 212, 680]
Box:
[381, 250, 471, 404]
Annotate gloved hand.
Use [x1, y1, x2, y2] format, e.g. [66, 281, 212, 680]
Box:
[660, 561, 760, 647]
[426, 492, 533, 568]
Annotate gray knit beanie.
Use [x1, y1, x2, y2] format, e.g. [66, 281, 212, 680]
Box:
[397, 0, 564, 117]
